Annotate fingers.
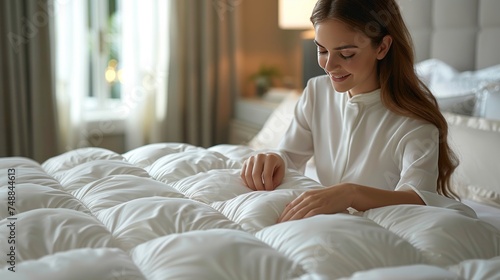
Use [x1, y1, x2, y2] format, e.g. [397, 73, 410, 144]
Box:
[240, 154, 262, 190]
[241, 156, 259, 190]
[240, 160, 255, 191]
[240, 153, 285, 191]
[261, 158, 277, 191]
[272, 163, 285, 189]
[278, 193, 313, 223]
[251, 154, 266, 190]
[278, 189, 331, 223]
[278, 200, 303, 223]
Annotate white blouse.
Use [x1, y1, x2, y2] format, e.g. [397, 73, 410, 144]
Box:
[278, 75, 439, 196]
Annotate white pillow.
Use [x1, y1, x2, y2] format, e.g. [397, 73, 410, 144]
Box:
[436, 94, 476, 115]
[415, 59, 500, 116]
[474, 83, 500, 121]
[430, 78, 482, 115]
[248, 91, 300, 150]
[444, 112, 500, 207]
[415, 58, 458, 86]
[460, 64, 500, 81]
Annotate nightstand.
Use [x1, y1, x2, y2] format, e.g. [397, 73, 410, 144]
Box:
[229, 89, 290, 145]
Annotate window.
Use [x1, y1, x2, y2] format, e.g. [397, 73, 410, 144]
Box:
[88, 0, 122, 102]
[54, 0, 170, 150]
[55, 0, 123, 111]
[55, 0, 169, 130]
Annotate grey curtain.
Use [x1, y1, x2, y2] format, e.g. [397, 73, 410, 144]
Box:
[0, 0, 59, 162]
[163, 0, 239, 147]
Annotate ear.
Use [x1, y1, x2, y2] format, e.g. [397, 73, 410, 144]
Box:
[376, 35, 393, 60]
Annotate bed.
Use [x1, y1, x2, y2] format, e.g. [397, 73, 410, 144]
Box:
[2, 0, 500, 279]
[1, 139, 500, 280]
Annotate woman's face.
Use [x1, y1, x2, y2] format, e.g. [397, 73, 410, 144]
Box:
[314, 19, 391, 96]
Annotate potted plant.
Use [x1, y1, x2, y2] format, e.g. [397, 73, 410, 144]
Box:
[250, 64, 281, 97]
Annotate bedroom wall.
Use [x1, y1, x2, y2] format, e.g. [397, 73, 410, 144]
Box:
[236, 0, 306, 97]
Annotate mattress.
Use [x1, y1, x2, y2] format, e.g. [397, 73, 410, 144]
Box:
[1, 143, 500, 280]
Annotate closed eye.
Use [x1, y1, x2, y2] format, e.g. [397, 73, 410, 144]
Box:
[317, 47, 328, 55]
[339, 52, 355, 59]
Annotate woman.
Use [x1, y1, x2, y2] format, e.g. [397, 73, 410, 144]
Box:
[240, 0, 458, 222]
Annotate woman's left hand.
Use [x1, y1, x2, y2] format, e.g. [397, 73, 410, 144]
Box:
[278, 183, 355, 223]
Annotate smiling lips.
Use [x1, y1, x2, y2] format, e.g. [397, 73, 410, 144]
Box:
[328, 73, 351, 82]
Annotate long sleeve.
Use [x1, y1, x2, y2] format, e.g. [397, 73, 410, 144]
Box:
[395, 124, 439, 193]
[277, 82, 315, 173]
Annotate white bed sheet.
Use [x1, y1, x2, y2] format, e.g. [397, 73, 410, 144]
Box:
[463, 199, 500, 231]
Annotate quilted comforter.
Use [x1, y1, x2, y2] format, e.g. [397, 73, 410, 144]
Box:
[1, 143, 500, 280]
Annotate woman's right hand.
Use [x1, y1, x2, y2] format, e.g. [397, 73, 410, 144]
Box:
[240, 153, 286, 191]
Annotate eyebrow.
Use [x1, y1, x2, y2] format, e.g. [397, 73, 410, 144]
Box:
[313, 40, 358, 50]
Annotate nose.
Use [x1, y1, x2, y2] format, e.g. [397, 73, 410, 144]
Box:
[327, 54, 344, 72]
[322, 53, 341, 74]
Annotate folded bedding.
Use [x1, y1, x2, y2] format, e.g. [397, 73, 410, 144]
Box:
[1, 143, 499, 280]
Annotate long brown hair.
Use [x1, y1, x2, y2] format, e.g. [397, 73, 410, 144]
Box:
[311, 0, 459, 199]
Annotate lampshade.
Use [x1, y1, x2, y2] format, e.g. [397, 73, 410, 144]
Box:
[279, 0, 317, 29]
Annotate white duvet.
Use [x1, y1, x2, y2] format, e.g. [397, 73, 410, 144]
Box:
[1, 143, 499, 280]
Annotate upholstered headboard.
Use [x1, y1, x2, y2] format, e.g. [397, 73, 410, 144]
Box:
[398, 0, 500, 71]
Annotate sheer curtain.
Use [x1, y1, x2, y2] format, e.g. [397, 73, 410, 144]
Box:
[0, 0, 59, 162]
[54, 0, 170, 152]
[119, 0, 170, 150]
[54, 0, 87, 152]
